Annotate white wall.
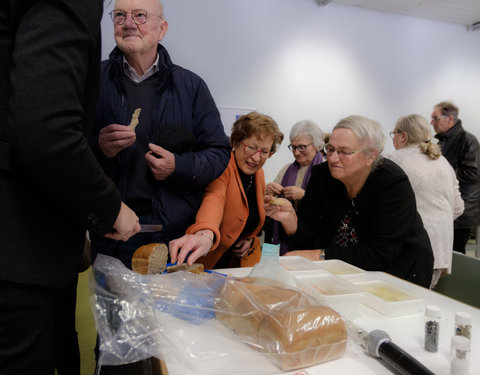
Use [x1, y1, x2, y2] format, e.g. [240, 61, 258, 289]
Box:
[101, 0, 480, 183]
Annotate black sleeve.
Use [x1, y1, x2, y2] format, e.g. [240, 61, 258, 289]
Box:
[8, 1, 121, 235]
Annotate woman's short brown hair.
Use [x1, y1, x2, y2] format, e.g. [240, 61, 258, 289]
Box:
[230, 112, 284, 153]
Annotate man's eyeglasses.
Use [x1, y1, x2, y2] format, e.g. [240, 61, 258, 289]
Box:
[323, 144, 362, 157]
[241, 142, 272, 159]
[431, 115, 448, 122]
[288, 143, 313, 152]
[109, 9, 155, 25]
[389, 130, 402, 138]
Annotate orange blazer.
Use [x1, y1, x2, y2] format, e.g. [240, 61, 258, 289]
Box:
[187, 152, 265, 269]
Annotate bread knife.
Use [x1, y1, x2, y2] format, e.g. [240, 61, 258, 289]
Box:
[139, 224, 164, 233]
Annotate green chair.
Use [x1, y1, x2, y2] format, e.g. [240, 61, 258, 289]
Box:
[435, 251, 480, 308]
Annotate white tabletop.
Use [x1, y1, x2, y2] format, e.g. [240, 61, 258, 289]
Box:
[163, 263, 479, 375]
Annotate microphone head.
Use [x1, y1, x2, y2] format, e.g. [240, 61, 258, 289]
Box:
[365, 329, 391, 358]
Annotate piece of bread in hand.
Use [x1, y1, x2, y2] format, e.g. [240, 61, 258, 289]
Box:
[131, 243, 168, 275]
[166, 263, 204, 274]
[128, 108, 141, 131]
[269, 197, 285, 206]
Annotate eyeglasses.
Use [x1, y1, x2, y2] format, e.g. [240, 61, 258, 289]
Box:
[288, 143, 313, 152]
[241, 142, 272, 159]
[323, 143, 362, 157]
[389, 130, 402, 138]
[431, 115, 448, 122]
[109, 9, 156, 25]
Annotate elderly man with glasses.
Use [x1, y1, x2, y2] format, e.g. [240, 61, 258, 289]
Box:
[431, 101, 480, 254]
[90, 0, 230, 268]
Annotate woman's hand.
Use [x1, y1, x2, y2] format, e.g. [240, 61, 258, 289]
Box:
[283, 249, 322, 261]
[283, 186, 305, 201]
[264, 195, 298, 236]
[232, 238, 253, 258]
[266, 182, 283, 196]
[169, 230, 214, 265]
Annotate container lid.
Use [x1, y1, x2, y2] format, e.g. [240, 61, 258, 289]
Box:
[455, 311, 472, 326]
[451, 335, 470, 351]
[425, 305, 440, 318]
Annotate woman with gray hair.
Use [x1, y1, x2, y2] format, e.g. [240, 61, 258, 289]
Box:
[265, 120, 326, 254]
[388, 114, 463, 288]
[265, 115, 434, 287]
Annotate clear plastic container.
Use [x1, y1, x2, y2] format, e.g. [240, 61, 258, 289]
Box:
[450, 335, 470, 375]
[294, 272, 364, 319]
[313, 259, 366, 279]
[354, 279, 424, 316]
[455, 311, 472, 340]
[279, 255, 323, 271]
[424, 305, 440, 353]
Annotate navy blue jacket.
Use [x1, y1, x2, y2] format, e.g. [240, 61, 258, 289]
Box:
[92, 44, 230, 243]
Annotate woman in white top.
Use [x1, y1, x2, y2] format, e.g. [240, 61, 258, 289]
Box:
[388, 114, 464, 288]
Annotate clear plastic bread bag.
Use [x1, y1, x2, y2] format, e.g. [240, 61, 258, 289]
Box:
[90, 254, 347, 374]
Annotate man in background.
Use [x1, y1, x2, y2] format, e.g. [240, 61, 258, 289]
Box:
[431, 101, 480, 253]
[0, 2, 140, 375]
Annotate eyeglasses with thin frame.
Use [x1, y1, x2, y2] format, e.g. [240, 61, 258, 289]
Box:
[241, 142, 272, 159]
[431, 115, 448, 122]
[109, 9, 158, 25]
[323, 143, 363, 157]
[288, 143, 313, 152]
[389, 130, 402, 139]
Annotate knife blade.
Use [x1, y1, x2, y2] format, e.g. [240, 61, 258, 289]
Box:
[139, 224, 164, 233]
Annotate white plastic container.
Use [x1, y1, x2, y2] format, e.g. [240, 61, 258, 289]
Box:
[278, 256, 323, 272]
[354, 279, 424, 316]
[313, 259, 366, 279]
[294, 272, 365, 319]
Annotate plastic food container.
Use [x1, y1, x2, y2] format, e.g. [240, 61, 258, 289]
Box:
[354, 279, 424, 316]
[294, 273, 365, 319]
[278, 256, 324, 272]
[313, 259, 366, 279]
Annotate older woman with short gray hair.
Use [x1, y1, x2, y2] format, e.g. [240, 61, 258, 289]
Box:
[266, 115, 434, 288]
[265, 120, 326, 254]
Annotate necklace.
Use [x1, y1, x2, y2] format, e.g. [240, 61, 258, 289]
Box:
[246, 175, 253, 191]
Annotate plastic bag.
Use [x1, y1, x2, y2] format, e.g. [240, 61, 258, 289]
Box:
[90, 254, 347, 373]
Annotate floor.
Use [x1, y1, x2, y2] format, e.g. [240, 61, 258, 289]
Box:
[76, 269, 97, 375]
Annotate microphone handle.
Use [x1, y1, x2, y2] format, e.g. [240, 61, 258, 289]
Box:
[378, 341, 436, 375]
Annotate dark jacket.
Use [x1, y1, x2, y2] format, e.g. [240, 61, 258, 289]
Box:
[0, 1, 121, 288]
[91, 45, 230, 244]
[435, 120, 480, 228]
[285, 159, 434, 287]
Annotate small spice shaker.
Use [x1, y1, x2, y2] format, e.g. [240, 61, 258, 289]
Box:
[424, 305, 440, 352]
[455, 311, 472, 340]
[450, 335, 470, 375]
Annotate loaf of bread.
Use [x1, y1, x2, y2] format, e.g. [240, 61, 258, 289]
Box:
[131, 243, 168, 275]
[215, 277, 347, 371]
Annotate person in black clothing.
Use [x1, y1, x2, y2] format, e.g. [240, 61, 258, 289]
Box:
[0, 2, 140, 375]
[265, 115, 434, 288]
[431, 101, 480, 254]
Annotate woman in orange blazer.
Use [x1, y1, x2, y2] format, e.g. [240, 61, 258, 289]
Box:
[169, 112, 284, 269]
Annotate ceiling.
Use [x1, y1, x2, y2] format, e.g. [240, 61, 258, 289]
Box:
[317, 0, 480, 28]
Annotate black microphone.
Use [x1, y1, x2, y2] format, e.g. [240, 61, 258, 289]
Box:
[364, 329, 436, 375]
